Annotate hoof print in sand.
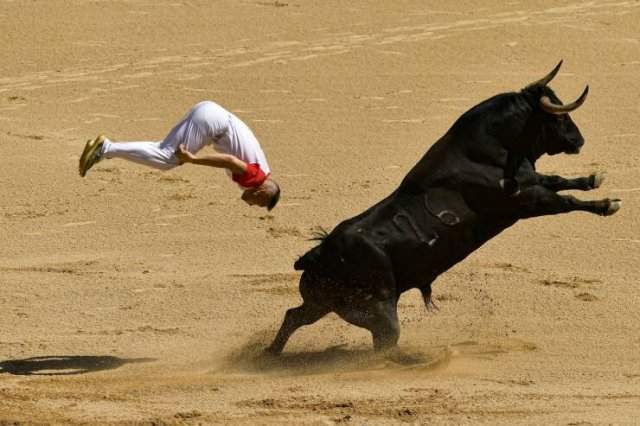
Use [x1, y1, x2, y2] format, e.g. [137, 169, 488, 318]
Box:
[575, 292, 599, 302]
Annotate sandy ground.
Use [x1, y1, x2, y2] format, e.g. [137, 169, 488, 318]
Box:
[1, 0, 639, 424]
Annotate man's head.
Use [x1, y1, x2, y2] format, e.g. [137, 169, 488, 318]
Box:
[241, 178, 281, 210]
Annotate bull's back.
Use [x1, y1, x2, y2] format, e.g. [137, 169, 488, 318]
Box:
[296, 193, 464, 273]
[293, 195, 396, 274]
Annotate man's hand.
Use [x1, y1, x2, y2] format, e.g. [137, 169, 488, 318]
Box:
[175, 144, 195, 165]
[174, 147, 246, 174]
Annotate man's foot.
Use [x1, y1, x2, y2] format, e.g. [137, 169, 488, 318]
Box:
[79, 135, 106, 177]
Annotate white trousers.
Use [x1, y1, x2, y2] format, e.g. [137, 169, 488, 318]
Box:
[101, 102, 221, 170]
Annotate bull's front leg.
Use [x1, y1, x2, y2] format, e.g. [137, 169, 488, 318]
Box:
[515, 185, 621, 219]
[537, 172, 605, 192]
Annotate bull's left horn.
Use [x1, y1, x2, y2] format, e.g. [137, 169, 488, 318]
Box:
[525, 60, 563, 89]
[540, 85, 589, 115]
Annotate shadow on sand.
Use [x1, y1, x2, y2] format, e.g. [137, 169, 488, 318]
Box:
[221, 333, 450, 376]
[0, 355, 154, 376]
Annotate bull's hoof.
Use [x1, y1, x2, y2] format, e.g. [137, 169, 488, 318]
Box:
[590, 172, 606, 189]
[373, 333, 400, 352]
[604, 199, 622, 216]
[263, 345, 282, 357]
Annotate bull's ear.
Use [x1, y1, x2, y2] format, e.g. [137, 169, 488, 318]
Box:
[523, 60, 563, 90]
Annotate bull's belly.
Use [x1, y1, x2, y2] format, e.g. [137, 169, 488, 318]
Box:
[384, 216, 511, 291]
[388, 234, 475, 288]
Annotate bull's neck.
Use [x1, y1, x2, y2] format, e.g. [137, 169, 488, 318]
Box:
[520, 114, 545, 164]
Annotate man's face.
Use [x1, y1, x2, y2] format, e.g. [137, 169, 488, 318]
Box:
[241, 186, 271, 208]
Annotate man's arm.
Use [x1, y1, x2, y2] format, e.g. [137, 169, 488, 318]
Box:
[176, 144, 246, 175]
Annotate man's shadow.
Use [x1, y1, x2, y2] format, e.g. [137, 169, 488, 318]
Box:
[0, 355, 154, 376]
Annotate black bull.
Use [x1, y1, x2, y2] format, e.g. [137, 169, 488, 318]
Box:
[267, 62, 622, 354]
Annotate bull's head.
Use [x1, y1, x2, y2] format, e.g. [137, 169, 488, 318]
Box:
[522, 60, 589, 155]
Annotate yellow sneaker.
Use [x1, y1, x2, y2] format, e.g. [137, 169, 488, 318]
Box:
[79, 135, 106, 177]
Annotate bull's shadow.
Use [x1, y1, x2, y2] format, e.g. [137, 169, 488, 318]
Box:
[224, 336, 446, 375]
[0, 355, 154, 376]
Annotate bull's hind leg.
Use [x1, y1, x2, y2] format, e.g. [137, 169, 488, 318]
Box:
[370, 300, 401, 351]
[338, 298, 400, 352]
[266, 302, 329, 355]
[266, 272, 331, 355]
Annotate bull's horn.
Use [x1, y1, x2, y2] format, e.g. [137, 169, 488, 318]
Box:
[525, 60, 563, 89]
[540, 85, 589, 115]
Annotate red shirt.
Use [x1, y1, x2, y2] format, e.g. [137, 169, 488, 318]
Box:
[232, 163, 268, 188]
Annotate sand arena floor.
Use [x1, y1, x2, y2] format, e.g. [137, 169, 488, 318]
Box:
[1, 1, 639, 424]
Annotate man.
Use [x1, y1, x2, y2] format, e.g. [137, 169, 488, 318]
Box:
[78, 101, 281, 210]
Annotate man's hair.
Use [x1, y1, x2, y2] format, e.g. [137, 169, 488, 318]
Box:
[267, 181, 281, 211]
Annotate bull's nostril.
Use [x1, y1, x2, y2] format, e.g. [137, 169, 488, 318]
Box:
[564, 139, 583, 154]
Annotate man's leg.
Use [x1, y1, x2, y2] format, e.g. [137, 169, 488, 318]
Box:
[101, 139, 178, 170]
[79, 137, 179, 176]
[80, 103, 218, 176]
[104, 102, 217, 169]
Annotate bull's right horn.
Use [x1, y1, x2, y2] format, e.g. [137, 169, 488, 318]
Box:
[540, 85, 589, 115]
[524, 60, 563, 89]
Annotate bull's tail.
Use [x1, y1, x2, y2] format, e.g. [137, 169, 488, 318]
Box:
[294, 246, 322, 271]
[294, 227, 330, 271]
[309, 226, 329, 242]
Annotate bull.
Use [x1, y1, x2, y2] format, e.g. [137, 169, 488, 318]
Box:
[267, 62, 621, 354]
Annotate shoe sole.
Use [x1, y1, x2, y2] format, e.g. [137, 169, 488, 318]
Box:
[79, 135, 105, 177]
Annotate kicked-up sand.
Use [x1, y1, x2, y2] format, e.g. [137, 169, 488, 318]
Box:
[1, 0, 639, 424]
